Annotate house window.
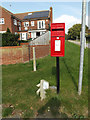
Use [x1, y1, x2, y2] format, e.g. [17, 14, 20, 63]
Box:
[15, 32, 17, 35]
[21, 33, 27, 40]
[25, 27, 28, 30]
[19, 27, 21, 31]
[31, 21, 34, 26]
[39, 21, 41, 28]
[24, 22, 29, 27]
[18, 22, 21, 26]
[38, 20, 45, 29]
[0, 18, 5, 24]
[14, 19, 17, 25]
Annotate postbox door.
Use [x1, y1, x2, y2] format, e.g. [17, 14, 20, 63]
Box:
[51, 36, 65, 57]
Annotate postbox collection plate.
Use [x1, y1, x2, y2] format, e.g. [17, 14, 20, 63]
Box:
[51, 23, 65, 57]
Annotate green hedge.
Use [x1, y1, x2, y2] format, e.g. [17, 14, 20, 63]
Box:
[1, 28, 20, 46]
[2, 33, 19, 46]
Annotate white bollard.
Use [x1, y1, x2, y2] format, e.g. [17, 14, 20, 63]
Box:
[33, 47, 36, 71]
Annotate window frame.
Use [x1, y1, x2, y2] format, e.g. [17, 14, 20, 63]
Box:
[14, 19, 17, 26]
[38, 20, 45, 29]
[31, 21, 34, 26]
[24, 22, 29, 27]
[0, 18, 5, 24]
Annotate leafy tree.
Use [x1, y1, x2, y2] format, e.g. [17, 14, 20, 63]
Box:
[67, 24, 88, 40]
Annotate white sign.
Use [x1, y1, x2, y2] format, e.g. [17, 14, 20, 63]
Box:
[43, 81, 49, 90]
[55, 40, 61, 51]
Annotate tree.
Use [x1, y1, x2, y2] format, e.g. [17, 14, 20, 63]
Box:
[67, 24, 88, 40]
[6, 28, 11, 33]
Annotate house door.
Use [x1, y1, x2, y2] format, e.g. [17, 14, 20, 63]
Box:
[22, 33, 27, 40]
[31, 32, 36, 40]
[36, 32, 40, 37]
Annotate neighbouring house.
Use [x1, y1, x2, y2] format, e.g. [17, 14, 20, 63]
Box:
[86, 29, 90, 41]
[0, 6, 53, 40]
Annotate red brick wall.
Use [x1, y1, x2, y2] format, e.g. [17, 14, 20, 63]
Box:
[11, 18, 20, 33]
[0, 45, 49, 65]
[21, 19, 50, 31]
[30, 45, 50, 59]
[0, 7, 12, 32]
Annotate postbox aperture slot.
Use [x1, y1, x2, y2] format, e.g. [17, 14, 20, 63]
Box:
[52, 28, 64, 31]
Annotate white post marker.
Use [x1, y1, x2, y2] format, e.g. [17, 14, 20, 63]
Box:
[36, 80, 49, 101]
[33, 47, 36, 71]
[78, 0, 86, 95]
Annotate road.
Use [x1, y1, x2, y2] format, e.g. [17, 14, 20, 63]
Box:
[68, 40, 89, 48]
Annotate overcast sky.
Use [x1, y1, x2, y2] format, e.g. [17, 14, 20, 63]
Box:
[0, 1, 89, 33]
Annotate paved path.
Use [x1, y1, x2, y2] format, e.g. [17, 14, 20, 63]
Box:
[68, 40, 89, 48]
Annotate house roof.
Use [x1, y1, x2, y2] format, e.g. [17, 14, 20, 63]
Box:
[14, 10, 50, 20]
[23, 11, 50, 20]
[0, 6, 50, 21]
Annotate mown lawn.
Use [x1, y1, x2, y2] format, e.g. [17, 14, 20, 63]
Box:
[2, 41, 88, 118]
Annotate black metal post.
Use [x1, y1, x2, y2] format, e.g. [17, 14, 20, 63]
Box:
[56, 57, 60, 94]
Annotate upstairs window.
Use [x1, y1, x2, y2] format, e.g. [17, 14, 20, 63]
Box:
[19, 27, 21, 31]
[14, 19, 17, 25]
[24, 22, 29, 27]
[0, 18, 5, 24]
[18, 22, 21, 26]
[31, 21, 34, 26]
[38, 20, 45, 29]
[25, 27, 28, 30]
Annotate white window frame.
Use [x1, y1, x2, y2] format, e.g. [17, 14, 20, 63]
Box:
[15, 32, 17, 35]
[0, 18, 5, 24]
[19, 27, 21, 31]
[37, 20, 45, 29]
[18, 22, 21, 26]
[25, 27, 28, 30]
[31, 21, 34, 26]
[14, 19, 17, 26]
[21, 33, 27, 40]
[24, 22, 29, 27]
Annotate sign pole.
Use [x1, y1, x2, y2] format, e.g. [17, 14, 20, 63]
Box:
[56, 57, 60, 94]
[78, 0, 86, 95]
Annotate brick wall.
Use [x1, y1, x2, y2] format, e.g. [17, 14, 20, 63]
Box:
[22, 19, 50, 31]
[0, 45, 49, 65]
[0, 7, 12, 32]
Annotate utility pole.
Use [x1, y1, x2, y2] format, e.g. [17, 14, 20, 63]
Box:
[78, 0, 86, 95]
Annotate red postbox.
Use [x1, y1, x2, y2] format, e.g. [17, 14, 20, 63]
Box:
[51, 23, 65, 57]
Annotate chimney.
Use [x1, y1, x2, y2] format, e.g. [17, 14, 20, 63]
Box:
[50, 7, 53, 23]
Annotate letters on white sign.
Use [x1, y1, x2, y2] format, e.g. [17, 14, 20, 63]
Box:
[55, 40, 61, 51]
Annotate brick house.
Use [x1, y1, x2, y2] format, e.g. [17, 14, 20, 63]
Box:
[0, 6, 52, 40]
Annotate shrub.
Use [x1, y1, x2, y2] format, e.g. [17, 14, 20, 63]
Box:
[2, 28, 20, 46]
[6, 28, 11, 33]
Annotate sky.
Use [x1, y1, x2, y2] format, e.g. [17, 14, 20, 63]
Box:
[0, 1, 89, 33]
